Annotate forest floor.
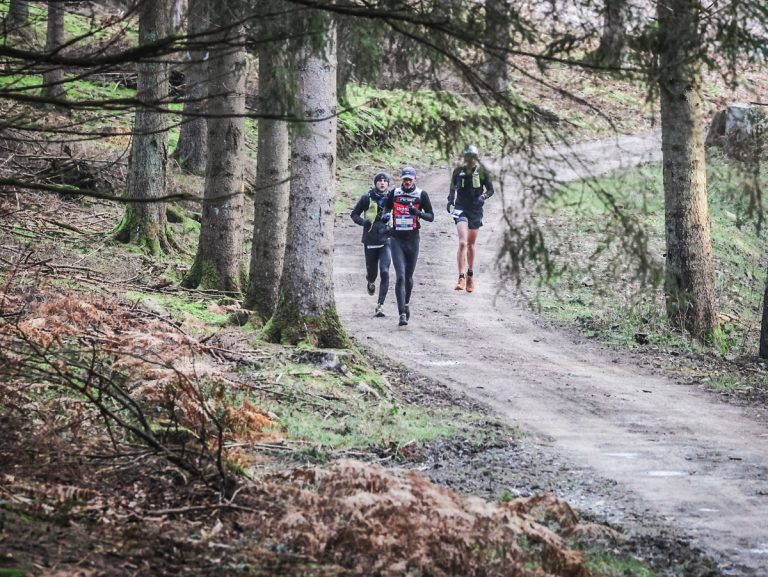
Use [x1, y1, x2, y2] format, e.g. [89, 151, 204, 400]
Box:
[334, 131, 768, 576]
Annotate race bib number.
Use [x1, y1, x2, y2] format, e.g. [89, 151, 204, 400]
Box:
[393, 202, 415, 230]
[394, 214, 414, 231]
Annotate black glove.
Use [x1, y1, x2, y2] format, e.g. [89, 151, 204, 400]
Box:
[408, 206, 420, 216]
[475, 195, 485, 207]
[380, 213, 391, 224]
[363, 219, 372, 228]
[447, 202, 454, 213]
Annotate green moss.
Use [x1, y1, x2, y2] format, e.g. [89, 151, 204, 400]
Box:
[182, 256, 220, 290]
[113, 205, 173, 257]
[267, 299, 349, 349]
[125, 291, 230, 326]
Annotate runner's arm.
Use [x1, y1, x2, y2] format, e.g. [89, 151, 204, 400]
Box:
[350, 194, 370, 226]
[482, 167, 494, 199]
[447, 167, 458, 205]
[417, 191, 435, 222]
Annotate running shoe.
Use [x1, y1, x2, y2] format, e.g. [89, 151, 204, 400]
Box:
[367, 281, 376, 296]
[454, 276, 465, 291]
[375, 304, 385, 317]
[398, 313, 408, 326]
[466, 275, 474, 293]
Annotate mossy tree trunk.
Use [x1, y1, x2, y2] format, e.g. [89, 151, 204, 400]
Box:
[482, 0, 510, 93]
[657, 0, 717, 339]
[267, 20, 348, 348]
[114, 0, 173, 256]
[173, 0, 209, 175]
[41, 1, 66, 102]
[244, 45, 290, 324]
[183, 0, 247, 294]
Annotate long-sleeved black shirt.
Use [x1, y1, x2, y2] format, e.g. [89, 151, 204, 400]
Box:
[350, 188, 390, 246]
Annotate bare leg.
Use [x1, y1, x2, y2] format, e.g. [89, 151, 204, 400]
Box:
[456, 221, 469, 274]
[467, 229, 479, 272]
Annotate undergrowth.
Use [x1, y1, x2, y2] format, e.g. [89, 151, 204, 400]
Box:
[530, 148, 768, 362]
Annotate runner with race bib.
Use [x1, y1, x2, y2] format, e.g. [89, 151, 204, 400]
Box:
[384, 166, 434, 326]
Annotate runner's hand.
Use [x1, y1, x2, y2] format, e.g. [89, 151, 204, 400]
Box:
[408, 206, 420, 216]
[380, 213, 391, 223]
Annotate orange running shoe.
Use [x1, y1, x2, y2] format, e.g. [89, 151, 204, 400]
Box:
[466, 275, 475, 293]
[454, 276, 465, 291]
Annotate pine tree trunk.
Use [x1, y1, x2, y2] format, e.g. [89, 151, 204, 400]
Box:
[41, 1, 66, 102]
[244, 47, 290, 322]
[658, 0, 717, 339]
[173, 0, 209, 174]
[183, 0, 247, 293]
[114, 0, 173, 256]
[268, 22, 348, 348]
[591, 0, 626, 67]
[482, 0, 509, 93]
[6, 0, 29, 39]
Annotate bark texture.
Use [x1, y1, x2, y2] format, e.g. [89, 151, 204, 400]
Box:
[268, 23, 348, 347]
[173, 0, 209, 174]
[41, 1, 66, 102]
[591, 0, 627, 67]
[6, 0, 29, 39]
[657, 0, 717, 339]
[115, 0, 172, 255]
[482, 0, 510, 93]
[183, 0, 247, 293]
[244, 47, 290, 323]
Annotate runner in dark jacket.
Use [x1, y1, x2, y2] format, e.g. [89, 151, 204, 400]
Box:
[350, 172, 392, 316]
[384, 166, 434, 326]
[447, 144, 494, 293]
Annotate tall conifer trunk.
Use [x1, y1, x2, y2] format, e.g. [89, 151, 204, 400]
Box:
[482, 0, 509, 93]
[183, 0, 247, 293]
[115, 0, 173, 256]
[173, 0, 209, 174]
[591, 0, 627, 67]
[267, 20, 347, 347]
[6, 0, 30, 40]
[41, 1, 66, 102]
[244, 46, 290, 322]
[657, 0, 717, 339]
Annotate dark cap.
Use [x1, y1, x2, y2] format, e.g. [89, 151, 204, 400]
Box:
[400, 166, 416, 179]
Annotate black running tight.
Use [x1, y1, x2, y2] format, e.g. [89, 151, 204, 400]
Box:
[389, 234, 420, 316]
[364, 245, 391, 305]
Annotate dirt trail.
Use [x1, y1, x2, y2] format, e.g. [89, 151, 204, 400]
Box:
[333, 132, 768, 576]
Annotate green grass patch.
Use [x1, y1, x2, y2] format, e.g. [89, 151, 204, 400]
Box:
[125, 290, 230, 326]
[585, 549, 660, 577]
[245, 352, 476, 455]
[530, 153, 768, 356]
